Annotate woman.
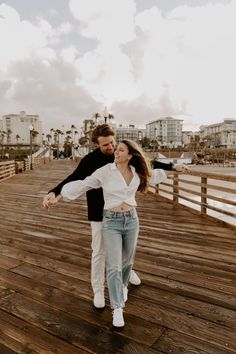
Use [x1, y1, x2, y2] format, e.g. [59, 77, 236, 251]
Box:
[61, 140, 167, 327]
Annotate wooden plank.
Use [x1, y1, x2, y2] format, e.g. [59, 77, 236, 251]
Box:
[0, 341, 18, 354]
[154, 329, 233, 354]
[126, 298, 236, 353]
[133, 272, 236, 310]
[0, 243, 91, 282]
[0, 310, 87, 354]
[0, 160, 236, 353]
[0, 255, 22, 270]
[135, 247, 236, 274]
[0, 230, 92, 266]
[0, 267, 164, 347]
[0, 292, 158, 353]
[130, 284, 236, 329]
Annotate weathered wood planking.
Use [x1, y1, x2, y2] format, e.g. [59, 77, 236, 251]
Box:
[0, 160, 236, 354]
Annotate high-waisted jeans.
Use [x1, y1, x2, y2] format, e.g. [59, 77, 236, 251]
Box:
[102, 208, 139, 309]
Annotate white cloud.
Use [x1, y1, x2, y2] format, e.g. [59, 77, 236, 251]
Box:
[0, 4, 56, 68]
[1, 1, 236, 132]
[69, 0, 136, 43]
[75, 42, 141, 104]
[69, 0, 140, 105]
[58, 21, 73, 35]
[60, 45, 79, 63]
[132, 1, 236, 127]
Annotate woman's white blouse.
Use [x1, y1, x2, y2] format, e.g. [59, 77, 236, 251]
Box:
[61, 162, 167, 209]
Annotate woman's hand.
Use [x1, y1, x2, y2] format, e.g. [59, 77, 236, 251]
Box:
[42, 192, 62, 209]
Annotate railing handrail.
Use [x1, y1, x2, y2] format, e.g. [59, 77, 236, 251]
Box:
[157, 170, 236, 229]
[0, 157, 50, 182]
[0, 160, 15, 181]
[178, 170, 236, 182]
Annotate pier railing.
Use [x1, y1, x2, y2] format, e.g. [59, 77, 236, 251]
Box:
[156, 171, 236, 228]
[1, 159, 236, 228]
[0, 157, 49, 180]
[0, 160, 15, 181]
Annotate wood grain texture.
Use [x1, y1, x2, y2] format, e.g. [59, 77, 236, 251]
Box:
[0, 160, 235, 353]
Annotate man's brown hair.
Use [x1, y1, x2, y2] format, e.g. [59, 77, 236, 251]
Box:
[91, 124, 115, 144]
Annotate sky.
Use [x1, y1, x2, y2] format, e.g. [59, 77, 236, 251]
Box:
[0, 0, 235, 133]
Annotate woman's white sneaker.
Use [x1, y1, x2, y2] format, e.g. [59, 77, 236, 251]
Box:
[112, 308, 125, 327]
[129, 270, 141, 285]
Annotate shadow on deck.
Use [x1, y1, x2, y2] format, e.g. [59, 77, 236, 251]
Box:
[0, 160, 235, 354]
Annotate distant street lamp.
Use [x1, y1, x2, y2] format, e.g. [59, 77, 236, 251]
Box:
[28, 124, 34, 170]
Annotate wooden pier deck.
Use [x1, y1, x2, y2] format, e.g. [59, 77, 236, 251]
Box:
[0, 160, 236, 354]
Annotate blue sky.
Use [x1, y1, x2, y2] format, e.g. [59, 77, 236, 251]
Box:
[0, 0, 235, 132]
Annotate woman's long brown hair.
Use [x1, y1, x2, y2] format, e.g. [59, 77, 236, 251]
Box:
[121, 140, 152, 192]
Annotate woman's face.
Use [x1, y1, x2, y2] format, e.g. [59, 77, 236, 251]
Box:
[114, 142, 132, 163]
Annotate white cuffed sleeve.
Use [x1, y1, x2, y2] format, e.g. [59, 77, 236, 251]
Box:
[148, 169, 167, 186]
[61, 168, 104, 200]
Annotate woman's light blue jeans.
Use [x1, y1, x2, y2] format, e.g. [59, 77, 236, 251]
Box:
[102, 208, 139, 309]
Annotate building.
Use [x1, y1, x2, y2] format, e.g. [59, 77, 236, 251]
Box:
[1, 111, 42, 146]
[146, 117, 183, 148]
[115, 126, 146, 143]
[199, 118, 236, 148]
[182, 131, 194, 147]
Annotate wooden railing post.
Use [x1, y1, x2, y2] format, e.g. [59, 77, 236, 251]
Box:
[173, 173, 179, 203]
[201, 176, 207, 214]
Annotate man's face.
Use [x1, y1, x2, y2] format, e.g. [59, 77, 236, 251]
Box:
[97, 135, 116, 155]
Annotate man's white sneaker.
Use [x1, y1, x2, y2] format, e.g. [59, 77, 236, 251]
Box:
[112, 308, 124, 327]
[93, 292, 105, 308]
[123, 286, 128, 302]
[129, 270, 141, 285]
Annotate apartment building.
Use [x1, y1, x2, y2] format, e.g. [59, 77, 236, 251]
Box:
[146, 117, 183, 148]
[1, 111, 42, 145]
[199, 118, 236, 148]
[115, 126, 145, 143]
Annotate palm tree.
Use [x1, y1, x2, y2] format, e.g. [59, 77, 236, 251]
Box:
[70, 125, 77, 159]
[50, 128, 55, 144]
[15, 134, 21, 158]
[15, 134, 21, 143]
[46, 134, 52, 142]
[108, 113, 114, 123]
[31, 130, 39, 144]
[54, 129, 64, 158]
[1, 130, 6, 144]
[64, 135, 72, 158]
[0, 130, 7, 159]
[94, 112, 100, 125]
[66, 130, 72, 137]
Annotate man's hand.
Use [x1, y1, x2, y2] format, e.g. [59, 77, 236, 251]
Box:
[174, 164, 191, 173]
[42, 192, 62, 210]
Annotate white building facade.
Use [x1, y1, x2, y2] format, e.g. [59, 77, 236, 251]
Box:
[115, 126, 146, 143]
[1, 111, 42, 145]
[146, 117, 183, 148]
[199, 118, 236, 148]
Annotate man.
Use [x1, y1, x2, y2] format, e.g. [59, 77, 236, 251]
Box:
[43, 124, 188, 308]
